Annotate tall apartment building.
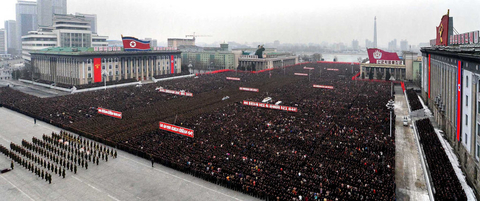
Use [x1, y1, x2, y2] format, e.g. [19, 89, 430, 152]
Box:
[16, 0, 38, 55]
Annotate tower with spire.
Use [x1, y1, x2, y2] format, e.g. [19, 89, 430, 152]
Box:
[373, 16, 377, 48]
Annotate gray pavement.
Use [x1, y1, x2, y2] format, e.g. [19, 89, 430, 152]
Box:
[0, 107, 259, 201]
[394, 85, 429, 201]
[0, 80, 68, 98]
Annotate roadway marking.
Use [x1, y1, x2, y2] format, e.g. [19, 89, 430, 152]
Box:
[119, 155, 242, 201]
[108, 194, 121, 201]
[88, 183, 102, 192]
[0, 175, 36, 201]
[71, 175, 83, 182]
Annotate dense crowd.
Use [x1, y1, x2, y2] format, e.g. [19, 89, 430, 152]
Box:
[415, 119, 467, 200]
[406, 89, 423, 111]
[0, 63, 397, 200]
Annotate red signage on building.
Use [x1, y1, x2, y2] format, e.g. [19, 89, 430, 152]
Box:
[457, 61, 462, 141]
[428, 54, 431, 99]
[367, 48, 400, 64]
[170, 55, 175, 74]
[226, 77, 241, 81]
[243, 100, 298, 112]
[98, 107, 122, 119]
[436, 10, 449, 46]
[159, 122, 194, 138]
[239, 87, 259, 92]
[93, 58, 102, 83]
[294, 73, 308, 76]
[313, 84, 334, 89]
[156, 87, 193, 97]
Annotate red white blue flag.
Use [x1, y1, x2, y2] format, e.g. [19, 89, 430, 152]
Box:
[122, 36, 151, 51]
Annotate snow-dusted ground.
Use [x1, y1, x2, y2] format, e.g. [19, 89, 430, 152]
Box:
[417, 97, 433, 117]
[433, 128, 477, 201]
[417, 94, 476, 200]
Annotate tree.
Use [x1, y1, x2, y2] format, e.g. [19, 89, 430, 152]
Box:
[385, 71, 391, 81]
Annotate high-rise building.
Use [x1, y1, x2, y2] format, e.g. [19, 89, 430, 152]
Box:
[145, 38, 157, 47]
[373, 16, 377, 48]
[273, 40, 280, 48]
[21, 14, 108, 61]
[388, 39, 397, 51]
[16, 0, 38, 54]
[365, 39, 373, 48]
[352, 40, 359, 50]
[75, 12, 97, 34]
[37, 0, 67, 27]
[0, 29, 6, 54]
[4, 20, 17, 54]
[400, 40, 408, 51]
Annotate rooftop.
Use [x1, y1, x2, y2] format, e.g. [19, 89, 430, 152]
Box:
[30, 47, 181, 56]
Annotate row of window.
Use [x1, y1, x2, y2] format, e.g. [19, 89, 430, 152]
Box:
[86, 70, 172, 78]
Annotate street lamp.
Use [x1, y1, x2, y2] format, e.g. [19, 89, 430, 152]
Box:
[386, 99, 394, 137]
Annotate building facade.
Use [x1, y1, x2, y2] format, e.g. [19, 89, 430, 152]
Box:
[168, 38, 194, 49]
[30, 47, 182, 86]
[0, 29, 5, 55]
[420, 11, 480, 196]
[4, 20, 17, 55]
[182, 51, 236, 70]
[37, 0, 67, 27]
[22, 14, 108, 61]
[75, 12, 97, 34]
[16, 0, 37, 55]
[421, 47, 480, 194]
[238, 55, 297, 71]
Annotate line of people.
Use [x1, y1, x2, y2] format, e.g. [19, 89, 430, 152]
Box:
[415, 119, 467, 200]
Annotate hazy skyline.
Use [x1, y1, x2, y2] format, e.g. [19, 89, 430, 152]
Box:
[1, 0, 479, 47]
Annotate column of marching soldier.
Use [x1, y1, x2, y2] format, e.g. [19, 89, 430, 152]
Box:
[0, 130, 117, 184]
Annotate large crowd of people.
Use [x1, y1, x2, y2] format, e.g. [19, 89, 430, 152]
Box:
[415, 119, 467, 200]
[0, 63, 397, 200]
[406, 89, 423, 111]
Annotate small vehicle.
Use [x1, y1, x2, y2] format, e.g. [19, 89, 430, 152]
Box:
[403, 116, 408, 126]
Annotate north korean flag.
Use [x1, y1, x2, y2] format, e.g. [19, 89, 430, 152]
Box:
[122, 36, 151, 51]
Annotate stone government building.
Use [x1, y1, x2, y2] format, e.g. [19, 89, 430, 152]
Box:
[30, 47, 182, 86]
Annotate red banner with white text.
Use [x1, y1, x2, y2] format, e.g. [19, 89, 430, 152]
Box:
[243, 100, 298, 112]
[226, 77, 241, 81]
[294, 73, 308, 76]
[98, 107, 122, 119]
[159, 121, 194, 138]
[313, 85, 334, 89]
[156, 87, 193, 97]
[239, 87, 259, 92]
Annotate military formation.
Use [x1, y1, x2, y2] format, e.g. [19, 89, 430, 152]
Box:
[0, 130, 116, 184]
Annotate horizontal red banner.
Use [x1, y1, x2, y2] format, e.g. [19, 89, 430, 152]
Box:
[294, 73, 308, 76]
[98, 107, 122, 119]
[156, 88, 193, 97]
[226, 77, 241, 81]
[239, 87, 259, 92]
[243, 100, 298, 112]
[326, 68, 339, 71]
[159, 121, 194, 138]
[313, 84, 334, 89]
[304, 67, 314, 70]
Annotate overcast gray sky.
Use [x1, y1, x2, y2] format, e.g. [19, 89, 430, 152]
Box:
[1, 0, 479, 47]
